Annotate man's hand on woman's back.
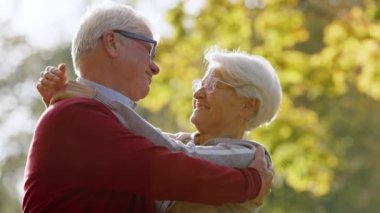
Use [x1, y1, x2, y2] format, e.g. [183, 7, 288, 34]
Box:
[249, 146, 274, 206]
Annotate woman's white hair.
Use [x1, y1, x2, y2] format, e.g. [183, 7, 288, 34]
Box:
[204, 47, 282, 130]
[71, 2, 153, 75]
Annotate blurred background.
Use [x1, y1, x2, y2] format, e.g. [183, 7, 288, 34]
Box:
[1, 0, 379, 212]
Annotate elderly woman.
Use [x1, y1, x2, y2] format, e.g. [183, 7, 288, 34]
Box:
[38, 47, 282, 212]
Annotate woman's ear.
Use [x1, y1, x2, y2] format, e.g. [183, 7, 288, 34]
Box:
[242, 98, 260, 118]
[101, 32, 120, 57]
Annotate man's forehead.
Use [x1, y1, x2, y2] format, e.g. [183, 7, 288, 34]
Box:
[139, 25, 154, 39]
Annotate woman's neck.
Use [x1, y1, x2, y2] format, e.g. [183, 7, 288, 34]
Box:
[195, 129, 245, 145]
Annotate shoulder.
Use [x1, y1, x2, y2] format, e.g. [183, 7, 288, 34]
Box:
[50, 97, 109, 111]
[38, 98, 117, 127]
[204, 138, 258, 148]
[206, 138, 273, 166]
[46, 98, 112, 116]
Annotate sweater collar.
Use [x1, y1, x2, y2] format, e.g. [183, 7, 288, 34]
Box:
[77, 77, 136, 109]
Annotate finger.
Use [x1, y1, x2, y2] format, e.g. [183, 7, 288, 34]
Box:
[40, 69, 58, 80]
[38, 77, 49, 85]
[57, 63, 67, 76]
[45, 66, 59, 77]
[43, 72, 60, 81]
[37, 83, 52, 103]
[69, 84, 96, 98]
[36, 82, 46, 92]
[50, 94, 63, 104]
[45, 65, 58, 71]
[38, 76, 44, 84]
[67, 81, 91, 92]
[52, 67, 62, 75]
[40, 78, 56, 90]
[251, 146, 267, 168]
[63, 83, 82, 93]
[255, 146, 265, 159]
[66, 82, 96, 98]
[40, 76, 55, 85]
[44, 66, 53, 72]
[44, 66, 61, 80]
[50, 90, 72, 104]
[67, 81, 82, 88]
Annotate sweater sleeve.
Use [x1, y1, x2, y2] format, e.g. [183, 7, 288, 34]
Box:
[99, 97, 270, 169]
[30, 98, 261, 205]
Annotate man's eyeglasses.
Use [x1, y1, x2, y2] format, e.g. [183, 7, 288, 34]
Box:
[113, 29, 157, 60]
[192, 78, 236, 94]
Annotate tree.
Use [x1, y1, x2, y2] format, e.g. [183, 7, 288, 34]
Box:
[139, 0, 380, 211]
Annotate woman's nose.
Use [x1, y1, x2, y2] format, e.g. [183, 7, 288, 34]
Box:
[193, 86, 206, 99]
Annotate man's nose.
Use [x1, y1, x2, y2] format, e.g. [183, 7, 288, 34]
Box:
[150, 61, 160, 75]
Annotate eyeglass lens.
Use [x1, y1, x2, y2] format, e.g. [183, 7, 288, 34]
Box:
[192, 78, 217, 93]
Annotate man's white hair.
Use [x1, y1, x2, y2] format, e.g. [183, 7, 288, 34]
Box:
[71, 2, 152, 75]
[204, 47, 282, 130]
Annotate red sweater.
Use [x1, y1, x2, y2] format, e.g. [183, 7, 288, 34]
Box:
[23, 98, 261, 212]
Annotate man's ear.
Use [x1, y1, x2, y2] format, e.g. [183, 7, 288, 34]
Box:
[242, 98, 260, 118]
[101, 32, 120, 57]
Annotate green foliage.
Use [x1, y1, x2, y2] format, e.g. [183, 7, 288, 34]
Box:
[140, 0, 380, 211]
[319, 7, 380, 99]
[251, 96, 337, 196]
[144, 0, 337, 197]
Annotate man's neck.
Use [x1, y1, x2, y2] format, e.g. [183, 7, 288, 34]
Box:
[77, 77, 136, 109]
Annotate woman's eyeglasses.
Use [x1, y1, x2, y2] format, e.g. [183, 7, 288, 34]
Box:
[192, 78, 236, 94]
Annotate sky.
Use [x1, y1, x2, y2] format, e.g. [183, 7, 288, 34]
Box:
[0, 0, 87, 48]
[0, 0, 205, 48]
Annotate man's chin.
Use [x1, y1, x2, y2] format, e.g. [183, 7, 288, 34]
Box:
[133, 89, 149, 102]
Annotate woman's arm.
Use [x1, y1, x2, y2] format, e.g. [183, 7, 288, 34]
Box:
[37, 64, 68, 106]
[101, 94, 271, 169]
[37, 63, 95, 106]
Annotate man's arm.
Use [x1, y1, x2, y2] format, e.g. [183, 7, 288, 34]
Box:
[32, 98, 262, 204]
[101, 95, 271, 168]
[100, 95, 273, 206]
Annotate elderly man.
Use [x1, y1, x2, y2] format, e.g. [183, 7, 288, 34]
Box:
[23, 3, 273, 212]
